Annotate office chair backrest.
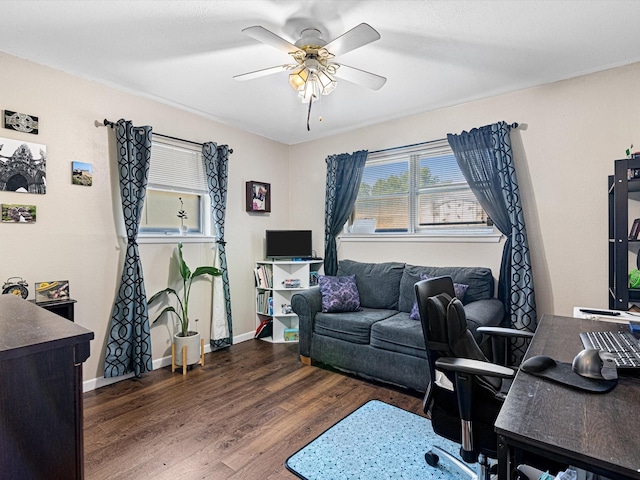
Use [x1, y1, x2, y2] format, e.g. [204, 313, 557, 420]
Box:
[416, 276, 486, 356]
[415, 276, 500, 411]
[445, 297, 487, 361]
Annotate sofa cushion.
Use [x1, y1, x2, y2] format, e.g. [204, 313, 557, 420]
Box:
[318, 274, 361, 313]
[314, 308, 398, 344]
[399, 265, 495, 312]
[409, 274, 469, 320]
[337, 260, 405, 310]
[370, 312, 427, 358]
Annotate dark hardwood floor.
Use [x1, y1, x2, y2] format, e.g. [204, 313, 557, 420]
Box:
[83, 339, 424, 480]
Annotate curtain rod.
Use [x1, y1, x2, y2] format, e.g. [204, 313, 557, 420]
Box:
[369, 122, 519, 155]
[102, 119, 233, 154]
[370, 137, 446, 155]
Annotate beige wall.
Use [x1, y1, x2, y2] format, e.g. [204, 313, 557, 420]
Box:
[0, 51, 289, 384]
[290, 62, 640, 320]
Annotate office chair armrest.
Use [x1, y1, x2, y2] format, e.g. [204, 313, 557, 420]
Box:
[436, 356, 515, 463]
[435, 357, 515, 379]
[476, 327, 534, 366]
[476, 326, 534, 339]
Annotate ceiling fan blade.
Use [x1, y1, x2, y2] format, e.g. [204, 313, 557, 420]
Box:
[334, 64, 387, 90]
[242, 26, 299, 54]
[325, 23, 381, 57]
[233, 65, 290, 81]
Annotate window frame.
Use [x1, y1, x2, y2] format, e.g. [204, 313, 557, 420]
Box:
[346, 140, 500, 242]
[137, 138, 215, 244]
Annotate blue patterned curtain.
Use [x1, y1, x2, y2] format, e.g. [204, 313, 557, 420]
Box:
[203, 142, 233, 350]
[447, 121, 536, 362]
[324, 150, 368, 276]
[104, 119, 153, 377]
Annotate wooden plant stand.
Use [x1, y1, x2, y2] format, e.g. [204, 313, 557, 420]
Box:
[171, 338, 205, 375]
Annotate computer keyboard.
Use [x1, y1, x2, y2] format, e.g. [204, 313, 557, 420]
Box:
[580, 331, 640, 369]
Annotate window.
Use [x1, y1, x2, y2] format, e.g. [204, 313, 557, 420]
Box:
[139, 139, 211, 237]
[351, 140, 490, 235]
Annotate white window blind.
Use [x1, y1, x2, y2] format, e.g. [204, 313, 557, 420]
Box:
[355, 150, 410, 232]
[140, 139, 210, 236]
[148, 141, 207, 194]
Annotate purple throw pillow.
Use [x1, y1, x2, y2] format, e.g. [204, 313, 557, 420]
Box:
[409, 274, 469, 320]
[319, 275, 362, 313]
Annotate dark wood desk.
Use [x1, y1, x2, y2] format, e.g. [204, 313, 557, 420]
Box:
[29, 298, 77, 321]
[0, 295, 94, 479]
[495, 314, 640, 479]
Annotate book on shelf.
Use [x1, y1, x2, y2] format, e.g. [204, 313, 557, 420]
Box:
[630, 218, 640, 240]
[255, 267, 266, 288]
[256, 292, 273, 314]
[309, 271, 319, 286]
[255, 318, 273, 339]
[255, 264, 273, 288]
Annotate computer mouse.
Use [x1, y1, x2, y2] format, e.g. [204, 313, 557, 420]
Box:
[572, 348, 618, 380]
[521, 355, 557, 373]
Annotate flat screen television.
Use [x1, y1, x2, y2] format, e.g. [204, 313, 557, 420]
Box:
[265, 230, 312, 259]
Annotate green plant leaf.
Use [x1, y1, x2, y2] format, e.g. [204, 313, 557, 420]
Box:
[147, 287, 179, 305]
[151, 306, 180, 324]
[192, 266, 223, 278]
[177, 243, 191, 281]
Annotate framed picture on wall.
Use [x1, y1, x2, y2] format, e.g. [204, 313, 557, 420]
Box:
[246, 181, 271, 213]
[0, 136, 46, 194]
[34, 280, 70, 304]
[72, 161, 93, 186]
[1, 203, 36, 223]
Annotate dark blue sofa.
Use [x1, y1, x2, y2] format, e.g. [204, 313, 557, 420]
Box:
[291, 260, 504, 392]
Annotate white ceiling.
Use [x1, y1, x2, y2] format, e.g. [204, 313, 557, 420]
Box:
[2, 0, 640, 145]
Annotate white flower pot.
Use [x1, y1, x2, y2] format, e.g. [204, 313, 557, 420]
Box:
[173, 331, 201, 366]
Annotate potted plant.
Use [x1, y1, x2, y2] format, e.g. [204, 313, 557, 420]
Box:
[177, 197, 188, 235]
[148, 242, 222, 368]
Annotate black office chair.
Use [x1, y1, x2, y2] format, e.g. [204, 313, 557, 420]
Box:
[415, 276, 533, 480]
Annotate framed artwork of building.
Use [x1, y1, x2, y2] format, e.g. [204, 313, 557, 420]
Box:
[0, 136, 46, 194]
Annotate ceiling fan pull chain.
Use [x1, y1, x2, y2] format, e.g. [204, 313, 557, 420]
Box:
[307, 95, 315, 131]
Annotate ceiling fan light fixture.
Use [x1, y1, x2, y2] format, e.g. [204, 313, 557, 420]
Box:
[316, 69, 337, 95]
[237, 23, 385, 129]
[289, 66, 309, 91]
[299, 72, 321, 102]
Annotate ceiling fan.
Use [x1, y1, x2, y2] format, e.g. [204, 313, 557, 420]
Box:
[234, 23, 386, 130]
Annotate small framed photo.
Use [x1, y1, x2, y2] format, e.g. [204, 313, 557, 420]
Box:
[246, 181, 271, 213]
[2, 204, 36, 223]
[34, 280, 70, 304]
[4, 110, 39, 135]
[72, 161, 93, 186]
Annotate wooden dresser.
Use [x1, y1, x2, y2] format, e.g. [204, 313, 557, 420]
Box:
[0, 295, 94, 479]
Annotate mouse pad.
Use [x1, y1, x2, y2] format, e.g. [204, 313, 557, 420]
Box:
[521, 357, 617, 393]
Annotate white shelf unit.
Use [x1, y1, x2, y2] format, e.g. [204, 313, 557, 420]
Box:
[254, 260, 323, 343]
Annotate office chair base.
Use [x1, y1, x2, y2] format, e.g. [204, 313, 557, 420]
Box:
[425, 447, 491, 480]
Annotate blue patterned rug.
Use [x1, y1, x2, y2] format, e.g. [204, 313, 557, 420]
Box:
[286, 399, 466, 479]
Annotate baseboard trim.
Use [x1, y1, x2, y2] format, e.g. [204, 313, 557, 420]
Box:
[83, 333, 255, 393]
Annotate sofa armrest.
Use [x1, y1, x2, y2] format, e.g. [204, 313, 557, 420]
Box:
[464, 299, 504, 331]
[463, 298, 504, 358]
[291, 286, 322, 358]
